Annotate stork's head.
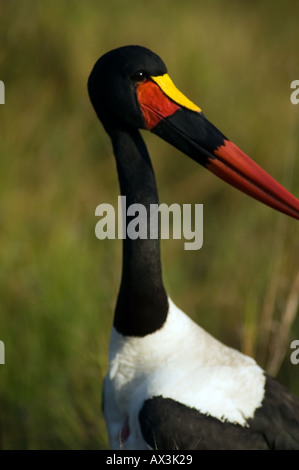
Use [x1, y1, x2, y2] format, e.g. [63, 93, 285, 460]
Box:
[88, 45, 299, 219]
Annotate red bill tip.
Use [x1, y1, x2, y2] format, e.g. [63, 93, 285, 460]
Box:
[208, 140, 299, 220]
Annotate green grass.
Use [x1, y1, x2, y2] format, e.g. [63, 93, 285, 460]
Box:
[0, 0, 299, 449]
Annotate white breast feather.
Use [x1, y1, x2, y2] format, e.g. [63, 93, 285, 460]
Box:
[104, 298, 265, 448]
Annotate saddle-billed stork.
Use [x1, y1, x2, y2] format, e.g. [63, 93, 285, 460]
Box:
[88, 45, 299, 450]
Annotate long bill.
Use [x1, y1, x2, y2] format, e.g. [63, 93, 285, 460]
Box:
[136, 73, 299, 220]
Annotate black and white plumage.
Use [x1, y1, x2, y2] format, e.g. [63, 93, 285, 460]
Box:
[88, 45, 299, 450]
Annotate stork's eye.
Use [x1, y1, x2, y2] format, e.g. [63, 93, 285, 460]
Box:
[131, 70, 147, 83]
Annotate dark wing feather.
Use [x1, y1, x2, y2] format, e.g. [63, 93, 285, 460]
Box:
[248, 374, 299, 450]
[139, 375, 299, 451]
[139, 396, 269, 450]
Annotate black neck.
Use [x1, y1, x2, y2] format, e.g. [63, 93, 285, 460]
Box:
[109, 128, 168, 336]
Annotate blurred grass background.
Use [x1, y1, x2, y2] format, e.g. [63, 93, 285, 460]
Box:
[0, 0, 299, 449]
